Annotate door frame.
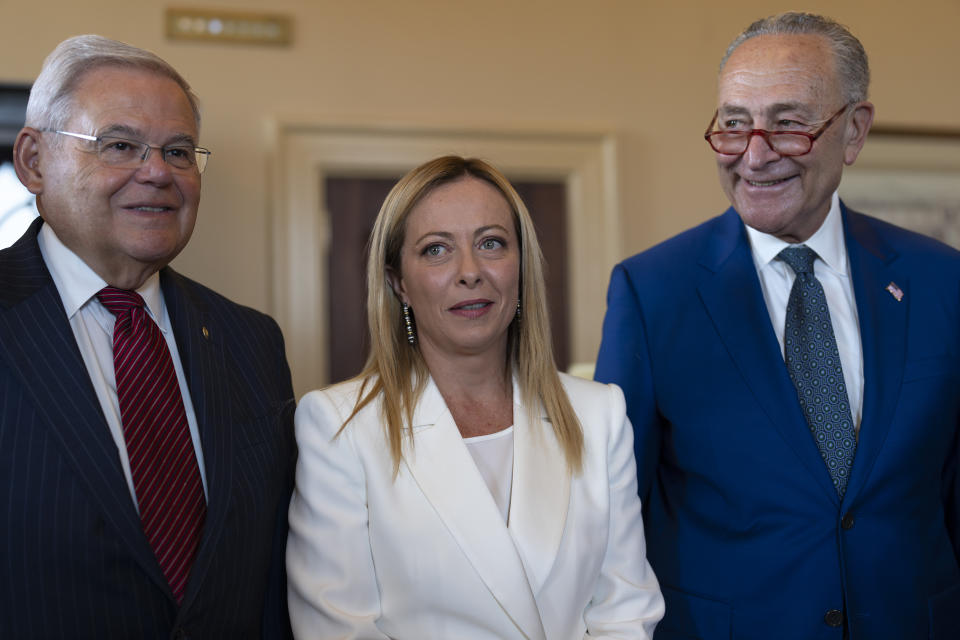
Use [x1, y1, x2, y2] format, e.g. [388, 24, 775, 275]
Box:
[269, 120, 620, 398]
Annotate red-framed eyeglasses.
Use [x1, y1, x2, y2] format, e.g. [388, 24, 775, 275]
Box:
[704, 104, 850, 157]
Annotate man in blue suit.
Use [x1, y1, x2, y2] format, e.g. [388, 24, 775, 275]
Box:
[596, 12, 960, 640]
[0, 36, 296, 637]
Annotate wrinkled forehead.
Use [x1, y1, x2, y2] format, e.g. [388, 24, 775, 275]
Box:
[66, 66, 199, 139]
[718, 34, 841, 110]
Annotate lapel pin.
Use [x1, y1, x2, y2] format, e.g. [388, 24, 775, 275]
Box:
[885, 282, 904, 302]
[202, 326, 210, 340]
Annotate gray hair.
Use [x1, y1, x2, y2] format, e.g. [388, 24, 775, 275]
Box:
[719, 12, 870, 103]
[25, 34, 201, 132]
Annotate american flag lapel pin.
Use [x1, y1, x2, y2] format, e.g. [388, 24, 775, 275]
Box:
[885, 281, 904, 302]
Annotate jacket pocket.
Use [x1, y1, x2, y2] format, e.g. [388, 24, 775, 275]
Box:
[657, 584, 732, 640]
[929, 580, 960, 640]
[236, 397, 296, 450]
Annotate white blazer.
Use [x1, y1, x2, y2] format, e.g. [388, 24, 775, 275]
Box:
[287, 372, 663, 639]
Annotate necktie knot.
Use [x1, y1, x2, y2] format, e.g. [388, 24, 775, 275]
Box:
[97, 286, 145, 316]
[778, 245, 817, 276]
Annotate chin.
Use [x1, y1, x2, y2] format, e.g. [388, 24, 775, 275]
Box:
[737, 205, 795, 235]
[126, 239, 188, 267]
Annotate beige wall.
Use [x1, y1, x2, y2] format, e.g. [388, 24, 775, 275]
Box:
[2, 0, 958, 373]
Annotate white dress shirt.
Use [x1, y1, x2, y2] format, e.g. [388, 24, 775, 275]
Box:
[38, 223, 208, 507]
[746, 192, 864, 431]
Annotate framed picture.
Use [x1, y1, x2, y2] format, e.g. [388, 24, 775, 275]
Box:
[841, 126, 960, 249]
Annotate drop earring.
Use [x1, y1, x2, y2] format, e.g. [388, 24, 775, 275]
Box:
[402, 302, 416, 345]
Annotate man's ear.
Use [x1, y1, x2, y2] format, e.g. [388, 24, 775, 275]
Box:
[385, 267, 407, 304]
[13, 127, 45, 195]
[843, 101, 875, 166]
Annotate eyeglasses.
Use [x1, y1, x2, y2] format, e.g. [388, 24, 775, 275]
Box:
[704, 104, 850, 157]
[48, 130, 211, 173]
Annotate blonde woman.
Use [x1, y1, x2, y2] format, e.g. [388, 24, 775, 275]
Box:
[287, 156, 663, 639]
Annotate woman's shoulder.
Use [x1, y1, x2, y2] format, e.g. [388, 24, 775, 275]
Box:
[301, 377, 364, 410]
[297, 377, 381, 435]
[554, 372, 628, 447]
[557, 371, 625, 407]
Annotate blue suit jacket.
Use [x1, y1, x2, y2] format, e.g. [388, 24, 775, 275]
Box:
[0, 219, 297, 639]
[595, 204, 960, 640]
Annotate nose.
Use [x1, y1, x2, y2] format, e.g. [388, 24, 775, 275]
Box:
[134, 146, 174, 185]
[458, 249, 482, 287]
[742, 131, 781, 169]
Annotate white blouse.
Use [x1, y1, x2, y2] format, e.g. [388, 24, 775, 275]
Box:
[464, 426, 514, 523]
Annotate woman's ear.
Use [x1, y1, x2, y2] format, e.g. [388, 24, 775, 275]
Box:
[13, 127, 45, 195]
[385, 267, 407, 304]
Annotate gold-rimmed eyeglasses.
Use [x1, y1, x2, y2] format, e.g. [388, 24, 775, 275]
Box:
[704, 104, 850, 157]
[47, 130, 211, 174]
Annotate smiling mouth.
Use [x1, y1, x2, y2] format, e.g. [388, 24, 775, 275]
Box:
[745, 177, 794, 187]
[453, 302, 490, 311]
[128, 206, 172, 212]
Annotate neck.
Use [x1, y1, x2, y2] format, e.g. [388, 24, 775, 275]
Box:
[418, 341, 511, 402]
[76, 250, 162, 291]
[775, 199, 834, 245]
[92, 259, 162, 291]
[419, 345, 514, 439]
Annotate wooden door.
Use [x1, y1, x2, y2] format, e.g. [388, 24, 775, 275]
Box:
[326, 175, 569, 383]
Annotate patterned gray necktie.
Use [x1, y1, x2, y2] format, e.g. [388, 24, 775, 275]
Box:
[779, 246, 857, 498]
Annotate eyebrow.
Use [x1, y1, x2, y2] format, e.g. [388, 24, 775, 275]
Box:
[718, 102, 815, 118]
[413, 231, 454, 245]
[96, 124, 197, 146]
[412, 224, 510, 246]
[717, 105, 752, 116]
[474, 224, 510, 237]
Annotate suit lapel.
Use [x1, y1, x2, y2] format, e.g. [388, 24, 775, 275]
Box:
[841, 206, 907, 504]
[160, 270, 234, 609]
[508, 380, 570, 596]
[696, 209, 840, 504]
[402, 378, 547, 640]
[0, 221, 168, 593]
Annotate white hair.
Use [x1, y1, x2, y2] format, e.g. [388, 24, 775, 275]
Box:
[25, 34, 201, 132]
[720, 12, 870, 103]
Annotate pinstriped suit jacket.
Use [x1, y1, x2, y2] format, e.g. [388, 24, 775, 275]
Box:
[0, 219, 297, 639]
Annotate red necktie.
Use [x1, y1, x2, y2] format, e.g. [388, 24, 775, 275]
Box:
[97, 286, 206, 603]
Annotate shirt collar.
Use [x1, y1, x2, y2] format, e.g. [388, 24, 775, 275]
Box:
[37, 221, 166, 324]
[745, 191, 848, 275]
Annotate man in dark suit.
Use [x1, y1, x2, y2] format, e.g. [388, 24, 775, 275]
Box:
[596, 12, 960, 640]
[0, 35, 296, 638]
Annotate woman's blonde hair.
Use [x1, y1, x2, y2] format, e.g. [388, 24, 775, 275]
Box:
[344, 155, 583, 473]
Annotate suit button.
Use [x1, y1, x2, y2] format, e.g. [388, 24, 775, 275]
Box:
[841, 513, 855, 530]
[824, 609, 844, 627]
